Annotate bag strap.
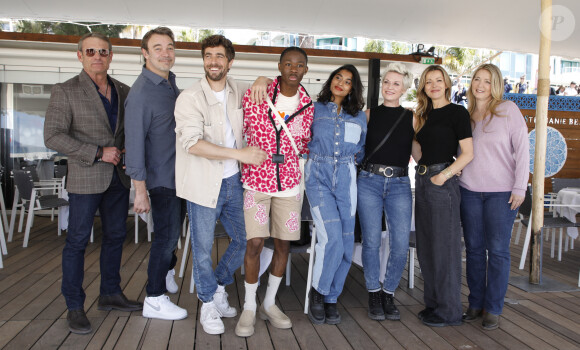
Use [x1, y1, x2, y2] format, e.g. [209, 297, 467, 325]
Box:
[266, 97, 301, 156]
[362, 109, 409, 166]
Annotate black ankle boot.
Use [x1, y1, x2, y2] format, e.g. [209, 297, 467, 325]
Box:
[324, 303, 341, 324]
[381, 291, 400, 320]
[368, 291, 385, 320]
[308, 288, 325, 325]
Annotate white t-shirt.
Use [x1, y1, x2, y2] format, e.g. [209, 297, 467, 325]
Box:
[213, 89, 239, 178]
[564, 87, 578, 96]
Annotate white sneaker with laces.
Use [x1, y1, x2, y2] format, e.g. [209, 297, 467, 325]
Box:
[214, 288, 237, 317]
[200, 302, 225, 335]
[166, 269, 178, 294]
[143, 295, 187, 320]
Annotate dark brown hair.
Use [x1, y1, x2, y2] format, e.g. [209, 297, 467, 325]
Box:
[201, 35, 235, 61]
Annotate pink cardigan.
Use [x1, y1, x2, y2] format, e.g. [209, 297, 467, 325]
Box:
[459, 100, 530, 197]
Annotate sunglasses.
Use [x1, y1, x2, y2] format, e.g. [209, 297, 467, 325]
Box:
[83, 48, 110, 57]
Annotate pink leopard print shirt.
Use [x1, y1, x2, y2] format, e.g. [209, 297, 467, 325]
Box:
[242, 77, 314, 193]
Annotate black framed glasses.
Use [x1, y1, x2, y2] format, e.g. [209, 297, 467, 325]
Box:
[84, 48, 110, 57]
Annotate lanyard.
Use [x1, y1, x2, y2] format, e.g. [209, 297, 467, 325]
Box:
[267, 82, 312, 126]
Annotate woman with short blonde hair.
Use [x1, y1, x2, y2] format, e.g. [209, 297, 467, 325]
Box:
[358, 62, 419, 321]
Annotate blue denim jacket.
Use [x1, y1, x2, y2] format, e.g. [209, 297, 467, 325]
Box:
[308, 101, 367, 162]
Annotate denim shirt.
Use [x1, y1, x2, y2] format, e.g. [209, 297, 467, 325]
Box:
[125, 66, 180, 190]
[308, 101, 367, 162]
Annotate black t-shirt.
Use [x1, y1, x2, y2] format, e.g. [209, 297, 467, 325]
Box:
[416, 103, 472, 166]
[365, 105, 414, 167]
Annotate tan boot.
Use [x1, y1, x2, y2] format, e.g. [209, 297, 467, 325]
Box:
[259, 304, 292, 329]
[235, 309, 256, 337]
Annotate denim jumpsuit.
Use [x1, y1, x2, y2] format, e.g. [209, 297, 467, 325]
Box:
[305, 101, 367, 303]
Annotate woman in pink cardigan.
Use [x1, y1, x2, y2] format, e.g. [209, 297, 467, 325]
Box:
[459, 63, 529, 330]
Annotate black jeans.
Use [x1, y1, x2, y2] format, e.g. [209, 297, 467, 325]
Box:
[414, 169, 463, 323]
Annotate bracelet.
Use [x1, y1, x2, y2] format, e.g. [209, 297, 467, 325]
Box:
[442, 168, 453, 179]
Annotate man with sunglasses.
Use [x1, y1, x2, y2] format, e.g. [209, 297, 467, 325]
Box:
[124, 27, 187, 321]
[45, 32, 142, 335]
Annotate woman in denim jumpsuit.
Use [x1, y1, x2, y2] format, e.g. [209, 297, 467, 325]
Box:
[306, 64, 367, 325]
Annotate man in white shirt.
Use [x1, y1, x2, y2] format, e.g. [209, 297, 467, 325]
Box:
[564, 81, 578, 96]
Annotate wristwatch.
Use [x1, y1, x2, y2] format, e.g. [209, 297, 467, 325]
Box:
[96, 146, 103, 162]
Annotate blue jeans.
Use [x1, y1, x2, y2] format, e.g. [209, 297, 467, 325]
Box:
[357, 171, 412, 293]
[147, 187, 183, 296]
[187, 173, 247, 303]
[305, 156, 356, 303]
[62, 171, 129, 310]
[460, 187, 517, 315]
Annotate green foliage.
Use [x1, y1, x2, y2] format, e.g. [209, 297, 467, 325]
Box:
[443, 47, 478, 75]
[177, 28, 217, 42]
[441, 47, 500, 78]
[364, 39, 384, 53]
[178, 29, 197, 42]
[390, 42, 410, 55]
[405, 88, 417, 102]
[16, 21, 127, 37]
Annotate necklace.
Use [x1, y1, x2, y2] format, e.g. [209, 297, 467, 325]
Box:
[104, 83, 109, 101]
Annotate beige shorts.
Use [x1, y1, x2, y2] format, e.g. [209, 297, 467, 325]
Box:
[243, 190, 302, 240]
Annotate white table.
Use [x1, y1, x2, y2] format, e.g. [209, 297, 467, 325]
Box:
[555, 188, 580, 240]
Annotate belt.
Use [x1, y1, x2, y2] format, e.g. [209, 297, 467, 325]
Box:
[364, 163, 408, 178]
[415, 163, 450, 176]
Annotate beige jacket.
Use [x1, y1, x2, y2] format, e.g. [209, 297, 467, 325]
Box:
[174, 77, 249, 207]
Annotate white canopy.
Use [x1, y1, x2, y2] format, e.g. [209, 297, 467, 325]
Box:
[1, 0, 579, 58]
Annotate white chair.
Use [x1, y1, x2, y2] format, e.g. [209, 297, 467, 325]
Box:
[0, 176, 9, 233]
[0, 166, 9, 265]
[303, 224, 317, 314]
[10, 170, 69, 247]
[0, 204, 6, 268]
[408, 231, 417, 289]
[518, 188, 580, 269]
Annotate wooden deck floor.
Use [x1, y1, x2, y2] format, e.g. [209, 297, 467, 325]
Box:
[0, 216, 579, 350]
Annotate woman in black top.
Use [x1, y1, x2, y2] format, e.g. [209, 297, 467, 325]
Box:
[414, 65, 473, 327]
[358, 62, 420, 321]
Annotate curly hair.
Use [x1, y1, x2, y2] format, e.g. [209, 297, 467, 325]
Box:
[317, 64, 365, 116]
[201, 35, 235, 61]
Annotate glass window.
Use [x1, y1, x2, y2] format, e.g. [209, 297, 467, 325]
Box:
[1, 83, 58, 161]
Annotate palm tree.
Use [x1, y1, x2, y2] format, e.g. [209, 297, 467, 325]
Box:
[442, 47, 502, 82]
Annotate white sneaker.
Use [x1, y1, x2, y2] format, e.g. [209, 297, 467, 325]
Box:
[200, 302, 225, 335]
[166, 269, 178, 294]
[214, 288, 237, 317]
[143, 295, 187, 320]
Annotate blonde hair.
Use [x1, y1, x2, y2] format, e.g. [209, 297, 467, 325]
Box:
[415, 65, 452, 132]
[466, 63, 505, 126]
[382, 62, 413, 90]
